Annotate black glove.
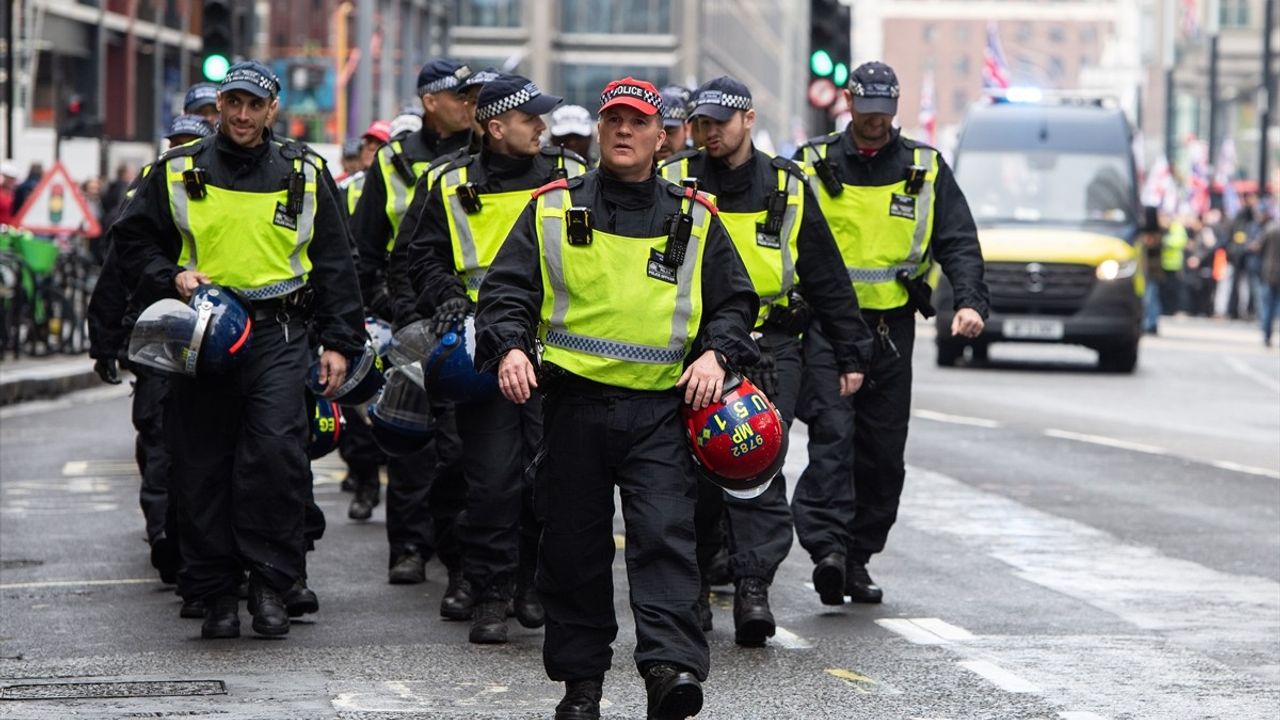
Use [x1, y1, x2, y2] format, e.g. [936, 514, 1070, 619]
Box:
[94, 357, 122, 385]
[741, 343, 779, 399]
[431, 295, 473, 336]
[365, 284, 393, 322]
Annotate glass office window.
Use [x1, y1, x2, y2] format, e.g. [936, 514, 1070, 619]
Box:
[555, 63, 672, 110]
[561, 0, 672, 35]
[454, 0, 522, 28]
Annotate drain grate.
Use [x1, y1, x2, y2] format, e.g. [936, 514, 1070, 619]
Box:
[0, 680, 226, 701]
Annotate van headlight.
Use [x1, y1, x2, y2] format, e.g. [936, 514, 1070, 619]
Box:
[1096, 259, 1137, 281]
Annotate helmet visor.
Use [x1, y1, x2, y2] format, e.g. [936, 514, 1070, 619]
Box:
[127, 299, 202, 376]
[371, 366, 432, 431]
[388, 319, 438, 368]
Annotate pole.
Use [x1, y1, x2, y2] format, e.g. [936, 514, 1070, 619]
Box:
[1163, 0, 1177, 168]
[354, 0, 372, 138]
[1208, 34, 1219, 167]
[4, 0, 14, 159]
[1260, 0, 1275, 203]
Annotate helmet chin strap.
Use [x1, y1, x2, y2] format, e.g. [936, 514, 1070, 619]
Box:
[185, 301, 214, 377]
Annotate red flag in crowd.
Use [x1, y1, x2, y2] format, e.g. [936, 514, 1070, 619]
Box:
[983, 22, 1011, 91]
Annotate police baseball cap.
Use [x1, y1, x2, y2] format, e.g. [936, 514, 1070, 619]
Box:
[689, 76, 753, 122]
[417, 58, 472, 96]
[549, 105, 593, 137]
[660, 85, 692, 127]
[599, 77, 663, 116]
[342, 138, 363, 158]
[848, 61, 900, 115]
[183, 83, 219, 113]
[362, 120, 391, 144]
[165, 114, 215, 141]
[460, 67, 502, 92]
[476, 75, 562, 123]
[219, 61, 281, 99]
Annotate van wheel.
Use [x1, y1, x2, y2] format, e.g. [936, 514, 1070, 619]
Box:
[937, 341, 963, 367]
[1098, 342, 1138, 373]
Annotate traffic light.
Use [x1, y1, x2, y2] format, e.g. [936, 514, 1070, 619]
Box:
[808, 0, 852, 110]
[202, 0, 234, 82]
[59, 94, 97, 137]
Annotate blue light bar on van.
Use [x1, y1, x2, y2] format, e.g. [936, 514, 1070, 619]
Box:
[1004, 87, 1043, 103]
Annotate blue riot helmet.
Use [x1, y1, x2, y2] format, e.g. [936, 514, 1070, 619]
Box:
[307, 341, 386, 406]
[426, 315, 497, 404]
[307, 391, 345, 459]
[128, 284, 252, 377]
[365, 316, 395, 358]
[367, 364, 433, 456]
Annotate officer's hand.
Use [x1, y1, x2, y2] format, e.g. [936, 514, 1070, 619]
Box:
[677, 350, 725, 411]
[94, 357, 122, 385]
[317, 350, 348, 398]
[951, 307, 985, 339]
[431, 296, 472, 336]
[174, 270, 211, 300]
[498, 349, 538, 405]
[838, 372, 864, 397]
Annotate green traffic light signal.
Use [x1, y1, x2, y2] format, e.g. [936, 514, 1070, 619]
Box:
[833, 62, 849, 87]
[810, 49, 834, 78]
[202, 54, 230, 82]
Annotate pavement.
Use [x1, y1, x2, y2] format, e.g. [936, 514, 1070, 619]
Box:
[0, 314, 1277, 719]
[0, 355, 101, 406]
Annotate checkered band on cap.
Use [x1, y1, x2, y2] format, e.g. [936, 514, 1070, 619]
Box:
[600, 82, 664, 114]
[221, 67, 280, 96]
[419, 64, 473, 95]
[849, 81, 900, 98]
[477, 82, 543, 121]
[662, 103, 688, 121]
[463, 69, 502, 88]
[694, 90, 752, 111]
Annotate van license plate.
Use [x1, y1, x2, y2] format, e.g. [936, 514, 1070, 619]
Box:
[1003, 319, 1064, 339]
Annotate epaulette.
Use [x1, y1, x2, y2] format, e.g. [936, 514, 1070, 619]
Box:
[664, 182, 718, 215]
[808, 132, 842, 146]
[770, 155, 807, 182]
[433, 150, 473, 171]
[662, 147, 701, 166]
[540, 145, 588, 166]
[158, 135, 212, 162]
[531, 176, 584, 198]
[278, 139, 327, 171]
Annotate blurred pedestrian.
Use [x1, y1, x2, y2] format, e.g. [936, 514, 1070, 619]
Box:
[0, 162, 18, 225]
[82, 176, 106, 263]
[1260, 217, 1280, 347]
[12, 162, 42, 213]
[103, 163, 137, 222]
[1227, 192, 1263, 319]
[1140, 206, 1165, 334]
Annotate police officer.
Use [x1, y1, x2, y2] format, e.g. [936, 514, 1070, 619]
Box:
[793, 61, 988, 604]
[112, 61, 366, 639]
[184, 82, 219, 124]
[475, 76, 759, 720]
[348, 58, 477, 589]
[404, 74, 587, 645]
[658, 76, 871, 645]
[656, 85, 692, 162]
[548, 104, 595, 163]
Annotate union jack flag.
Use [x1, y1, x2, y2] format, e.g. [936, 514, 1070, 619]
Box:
[982, 22, 1011, 90]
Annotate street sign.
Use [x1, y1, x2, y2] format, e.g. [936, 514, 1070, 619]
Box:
[11, 162, 102, 238]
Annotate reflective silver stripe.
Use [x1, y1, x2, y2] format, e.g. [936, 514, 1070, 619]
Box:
[544, 330, 684, 365]
[185, 301, 213, 376]
[668, 201, 707, 351]
[909, 148, 936, 264]
[237, 276, 305, 300]
[659, 161, 684, 185]
[847, 262, 925, 284]
[777, 169, 800, 297]
[443, 167, 480, 273]
[539, 189, 571, 333]
[290, 159, 317, 278]
[167, 157, 198, 270]
[382, 142, 409, 218]
[565, 158, 588, 178]
[465, 271, 485, 292]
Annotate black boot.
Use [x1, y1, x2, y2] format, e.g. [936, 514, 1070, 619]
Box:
[388, 550, 426, 585]
[180, 597, 207, 619]
[696, 581, 713, 632]
[440, 568, 475, 620]
[200, 595, 240, 639]
[554, 676, 603, 720]
[845, 561, 883, 604]
[644, 663, 703, 720]
[247, 579, 290, 637]
[705, 545, 731, 587]
[347, 483, 380, 521]
[284, 578, 319, 617]
[733, 577, 775, 647]
[469, 596, 509, 645]
[339, 473, 358, 492]
[812, 552, 846, 606]
[511, 585, 545, 629]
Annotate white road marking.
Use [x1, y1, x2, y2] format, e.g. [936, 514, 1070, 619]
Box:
[0, 578, 157, 590]
[1224, 356, 1280, 393]
[958, 659, 1040, 693]
[1058, 712, 1110, 720]
[876, 618, 976, 645]
[1210, 460, 1280, 480]
[908, 617, 976, 641]
[914, 409, 1001, 428]
[1043, 428, 1166, 455]
[771, 626, 813, 649]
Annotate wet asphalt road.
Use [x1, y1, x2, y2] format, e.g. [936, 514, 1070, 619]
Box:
[1, 315, 1277, 719]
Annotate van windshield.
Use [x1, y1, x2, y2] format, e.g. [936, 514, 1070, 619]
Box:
[955, 150, 1135, 226]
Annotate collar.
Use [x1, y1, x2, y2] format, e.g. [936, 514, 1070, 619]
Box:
[480, 146, 536, 178]
[839, 127, 900, 163]
[215, 128, 274, 162]
[707, 144, 757, 196]
[597, 167, 657, 211]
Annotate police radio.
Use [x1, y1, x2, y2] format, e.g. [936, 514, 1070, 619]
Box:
[662, 178, 698, 268]
[759, 188, 788, 238]
[810, 153, 843, 197]
[286, 170, 305, 216]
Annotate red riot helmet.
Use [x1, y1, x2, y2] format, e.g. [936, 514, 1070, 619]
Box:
[682, 374, 788, 500]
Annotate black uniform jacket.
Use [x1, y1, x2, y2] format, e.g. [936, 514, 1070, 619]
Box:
[404, 146, 586, 317]
[797, 129, 990, 318]
[349, 126, 471, 322]
[88, 167, 150, 360]
[110, 130, 366, 356]
[669, 146, 875, 373]
[473, 168, 761, 380]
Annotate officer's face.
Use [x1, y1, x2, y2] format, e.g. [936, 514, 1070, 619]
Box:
[187, 104, 219, 123]
[657, 122, 688, 161]
[488, 110, 546, 157]
[217, 91, 276, 148]
[598, 106, 665, 179]
[697, 110, 754, 160]
[425, 88, 478, 136]
[845, 90, 894, 148]
[359, 138, 380, 169]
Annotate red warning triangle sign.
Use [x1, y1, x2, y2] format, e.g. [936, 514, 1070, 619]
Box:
[11, 162, 102, 238]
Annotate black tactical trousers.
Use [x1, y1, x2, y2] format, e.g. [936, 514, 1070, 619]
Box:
[455, 393, 542, 599]
[131, 367, 172, 545]
[337, 408, 383, 491]
[384, 403, 465, 569]
[793, 314, 914, 564]
[167, 317, 311, 601]
[538, 384, 709, 682]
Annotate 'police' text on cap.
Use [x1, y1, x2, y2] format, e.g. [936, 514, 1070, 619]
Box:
[219, 61, 281, 99]
[599, 77, 663, 116]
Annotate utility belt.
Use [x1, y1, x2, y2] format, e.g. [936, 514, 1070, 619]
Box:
[758, 288, 813, 336]
[250, 285, 314, 322]
[538, 361, 677, 400]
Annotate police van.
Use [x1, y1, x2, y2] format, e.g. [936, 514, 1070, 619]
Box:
[933, 92, 1144, 372]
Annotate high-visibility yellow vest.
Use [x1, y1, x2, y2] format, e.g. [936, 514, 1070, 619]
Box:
[800, 139, 938, 310]
[441, 159, 586, 302]
[340, 170, 366, 216]
[165, 147, 319, 300]
[659, 156, 802, 326]
[534, 183, 712, 391]
[1162, 222, 1188, 273]
[377, 140, 433, 250]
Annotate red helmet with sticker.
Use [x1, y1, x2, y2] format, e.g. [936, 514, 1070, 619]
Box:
[682, 374, 788, 499]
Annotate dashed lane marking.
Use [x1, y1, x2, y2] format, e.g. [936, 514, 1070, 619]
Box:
[913, 409, 1001, 428]
[1210, 460, 1280, 480]
[1224, 356, 1280, 393]
[0, 578, 157, 590]
[1042, 428, 1167, 455]
[875, 618, 975, 645]
[958, 659, 1040, 693]
[1058, 712, 1110, 720]
[771, 626, 813, 649]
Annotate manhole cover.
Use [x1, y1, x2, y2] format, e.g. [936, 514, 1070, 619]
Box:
[0, 680, 226, 701]
[0, 559, 44, 570]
